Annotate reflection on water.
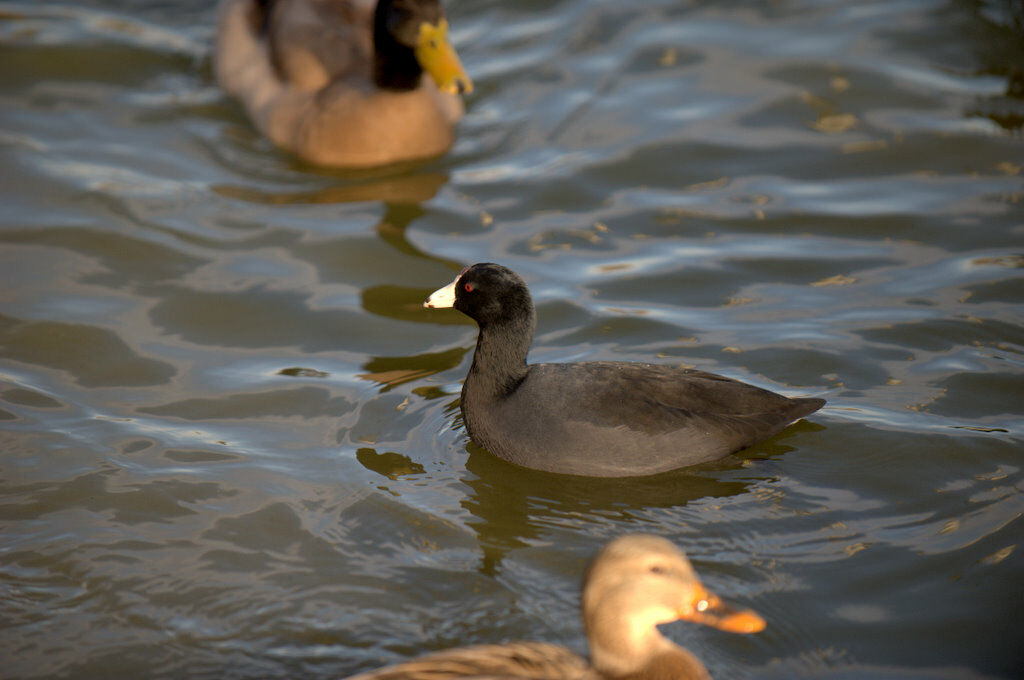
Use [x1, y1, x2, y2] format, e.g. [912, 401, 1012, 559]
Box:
[356, 448, 426, 480]
[358, 348, 468, 392]
[1, 0, 1023, 679]
[460, 440, 765, 574]
[212, 171, 449, 206]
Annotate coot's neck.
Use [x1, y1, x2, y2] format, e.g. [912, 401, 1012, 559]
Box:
[465, 307, 534, 399]
[372, 1, 423, 91]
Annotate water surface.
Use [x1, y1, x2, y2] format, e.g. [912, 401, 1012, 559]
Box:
[1, 1, 1022, 678]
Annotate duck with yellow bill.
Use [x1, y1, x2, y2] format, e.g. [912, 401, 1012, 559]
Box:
[214, 0, 473, 167]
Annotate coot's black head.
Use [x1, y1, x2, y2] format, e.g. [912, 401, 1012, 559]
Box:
[424, 263, 534, 328]
[373, 0, 473, 94]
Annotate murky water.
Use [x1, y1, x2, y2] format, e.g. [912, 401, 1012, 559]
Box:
[2, 0, 1023, 678]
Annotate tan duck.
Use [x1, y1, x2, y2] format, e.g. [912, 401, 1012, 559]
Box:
[214, 0, 472, 167]
[343, 535, 766, 680]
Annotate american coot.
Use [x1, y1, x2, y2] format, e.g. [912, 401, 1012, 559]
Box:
[214, 0, 472, 167]
[425, 263, 825, 477]
[344, 534, 765, 680]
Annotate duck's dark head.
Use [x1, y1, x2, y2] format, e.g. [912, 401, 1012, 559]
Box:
[424, 263, 533, 329]
[373, 0, 473, 94]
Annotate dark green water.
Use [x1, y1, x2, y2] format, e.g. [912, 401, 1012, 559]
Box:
[1, 1, 1022, 678]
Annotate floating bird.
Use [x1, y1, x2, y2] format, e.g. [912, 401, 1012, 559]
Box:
[344, 534, 765, 680]
[214, 0, 472, 167]
[425, 263, 825, 476]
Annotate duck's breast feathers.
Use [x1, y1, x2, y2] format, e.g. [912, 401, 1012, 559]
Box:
[275, 81, 458, 166]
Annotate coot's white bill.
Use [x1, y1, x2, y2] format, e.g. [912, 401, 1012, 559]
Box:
[424, 277, 458, 309]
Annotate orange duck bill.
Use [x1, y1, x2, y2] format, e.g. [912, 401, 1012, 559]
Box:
[681, 587, 766, 634]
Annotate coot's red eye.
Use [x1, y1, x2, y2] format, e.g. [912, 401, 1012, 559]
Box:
[464, 282, 473, 292]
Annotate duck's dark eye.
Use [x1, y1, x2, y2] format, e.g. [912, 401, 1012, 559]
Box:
[429, 39, 438, 49]
[464, 282, 473, 292]
[649, 565, 664, 575]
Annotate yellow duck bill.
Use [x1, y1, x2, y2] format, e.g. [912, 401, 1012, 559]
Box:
[415, 20, 473, 95]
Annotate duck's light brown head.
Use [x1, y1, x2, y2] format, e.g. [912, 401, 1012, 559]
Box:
[582, 534, 765, 677]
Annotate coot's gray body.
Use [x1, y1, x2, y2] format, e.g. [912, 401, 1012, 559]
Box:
[425, 263, 824, 477]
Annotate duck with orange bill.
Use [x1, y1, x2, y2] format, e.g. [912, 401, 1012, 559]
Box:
[342, 534, 765, 680]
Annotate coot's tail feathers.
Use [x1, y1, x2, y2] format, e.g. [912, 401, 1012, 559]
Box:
[787, 397, 826, 421]
[720, 396, 824, 457]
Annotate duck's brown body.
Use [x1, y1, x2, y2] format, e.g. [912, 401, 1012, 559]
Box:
[214, 0, 467, 167]
[341, 535, 764, 680]
[345, 641, 589, 680]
